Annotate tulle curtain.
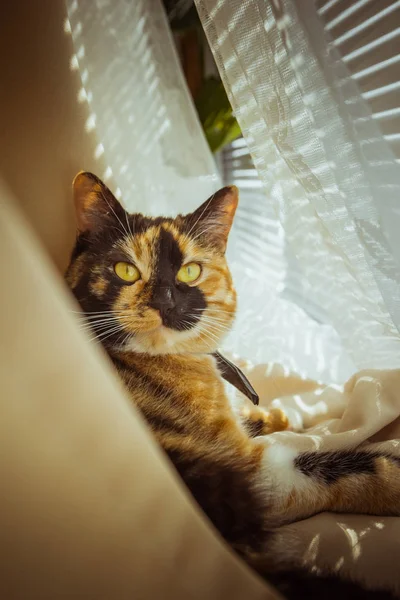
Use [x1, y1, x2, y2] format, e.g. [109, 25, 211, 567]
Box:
[66, 0, 400, 382]
[66, 0, 220, 216]
[196, 0, 400, 379]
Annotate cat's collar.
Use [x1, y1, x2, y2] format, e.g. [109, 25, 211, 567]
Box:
[212, 351, 259, 406]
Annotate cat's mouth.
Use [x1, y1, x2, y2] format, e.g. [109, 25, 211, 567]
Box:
[114, 308, 226, 354]
[118, 309, 195, 337]
[120, 316, 203, 355]
[140, 322, 188, 335]
[134, 315, 163, 333]
[143, 307, 200, 333]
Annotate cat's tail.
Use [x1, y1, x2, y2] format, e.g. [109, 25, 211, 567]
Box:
[261, 444, 400, 526]
[243, 444, 400, 597]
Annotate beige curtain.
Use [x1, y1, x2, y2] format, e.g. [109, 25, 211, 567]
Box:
[0, 2, 277, 598]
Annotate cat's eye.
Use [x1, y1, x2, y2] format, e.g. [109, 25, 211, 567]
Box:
[114, 261, 141, 283]
[177, 262, 201, 283]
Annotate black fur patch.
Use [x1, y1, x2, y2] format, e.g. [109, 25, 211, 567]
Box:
[69, 233, 88, 261]
[149, 227, 206, 330]
[165, 444, 271, 555]
[294, 450, 398, 484]
[245, 418, 266, 438]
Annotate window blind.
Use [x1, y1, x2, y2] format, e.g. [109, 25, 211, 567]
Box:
[222, 138, 329, 324]
[222, 0, 400, 325]
[316, 0, 400, 161]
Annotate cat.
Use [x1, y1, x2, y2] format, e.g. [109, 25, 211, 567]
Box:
[66, 171, 400, 599]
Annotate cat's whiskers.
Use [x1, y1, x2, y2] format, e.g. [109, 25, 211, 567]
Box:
[71, 309, 115, 314]
[195, 309, 238, 329]
[77, 312, 131, 323]
[78, 314, 123, 322]
[195, 312, 233, 330]
[110, 223, 132, 239]
[180, 320, 197, 334]
[79, 325, 118, 335]
[187, 326, 216, 350]
[196, 319, 228, 337]
[88, 332, 121, 346]
[76, 312, 132, 325]
[71, 311, 117, 319]
[79, 320, 124, 334]
[189, 221, 219, 244]
[124, 208, 134, 239]
[193, 315, 236, 350]
[192, 309, 235, 321]
[73, 313, 133, 332]
[113, 328, 132, 349]
[79, 323, 116, 335]
[75, 310, 131, 319]
[99, 188, 131, 240]
[189, 228, 212, 245]
[75, 310, 118, 316]
[78, 316, 130, 327]
[197, 314, 232, 326]
[198, 333, 220, 351]
[193, 321, 222, 347]
[199, 329, 226, 348]
[87, 323, 124, 345]
[184, 193, 216, 239]
[119, 330, 133, 348]
[78, 312, 133, 340]
[191, 306, 233, 318]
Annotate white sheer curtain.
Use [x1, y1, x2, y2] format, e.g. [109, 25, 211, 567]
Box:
[197, 0, 400, 380]
[66, 0, 220, 216]
[66, 0, 400, 383]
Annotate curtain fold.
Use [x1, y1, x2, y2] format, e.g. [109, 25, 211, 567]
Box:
[66, 0, 220, 216]
[65, 0, 400, 378]
[196, 0, 400, 376]
[0, 179, 273, 600]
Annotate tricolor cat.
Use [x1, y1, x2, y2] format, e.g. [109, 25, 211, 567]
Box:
[66, 172, 399, 599]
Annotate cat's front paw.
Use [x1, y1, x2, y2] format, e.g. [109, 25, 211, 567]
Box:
[264, 407, 290, 433]
[240, 406, 291, 437]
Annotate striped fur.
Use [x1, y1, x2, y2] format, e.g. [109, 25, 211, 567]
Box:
[66, 173, 399, 598]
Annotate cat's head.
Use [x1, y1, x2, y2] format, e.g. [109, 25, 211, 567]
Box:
[66, 172, 238, 355]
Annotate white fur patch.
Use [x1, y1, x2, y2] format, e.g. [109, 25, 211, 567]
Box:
[263, 443, 313, 497]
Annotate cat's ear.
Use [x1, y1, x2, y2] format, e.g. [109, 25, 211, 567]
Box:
[72, 171, 126, 233]
[185, 186, 238, 252]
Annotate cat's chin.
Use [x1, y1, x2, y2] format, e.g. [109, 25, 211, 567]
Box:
[115, 325, 217, 356]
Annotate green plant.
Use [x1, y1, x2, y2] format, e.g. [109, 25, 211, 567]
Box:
[163, 0, 241, 153]
[195, 77, 241, 153]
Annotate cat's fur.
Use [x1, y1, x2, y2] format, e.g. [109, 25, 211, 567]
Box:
[66, 172, 400, 599]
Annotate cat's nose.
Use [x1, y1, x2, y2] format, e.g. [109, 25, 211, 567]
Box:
[149, 286, 176, 315]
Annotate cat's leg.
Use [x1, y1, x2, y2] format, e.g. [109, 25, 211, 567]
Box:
[262, 444, 400, 526]
[239, 404, 291, 436]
